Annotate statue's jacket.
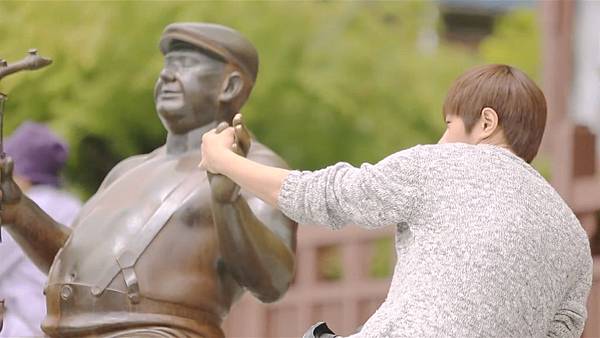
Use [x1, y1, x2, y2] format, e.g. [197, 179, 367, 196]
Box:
[43, 147, 231, 338]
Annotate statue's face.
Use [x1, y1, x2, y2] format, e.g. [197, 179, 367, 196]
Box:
[154, 50, 225, 134]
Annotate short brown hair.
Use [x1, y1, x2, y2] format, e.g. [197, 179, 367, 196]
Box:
[442, 64, 547, 163]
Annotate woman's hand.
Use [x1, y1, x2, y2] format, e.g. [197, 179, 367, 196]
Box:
[201, 113, 251, 174]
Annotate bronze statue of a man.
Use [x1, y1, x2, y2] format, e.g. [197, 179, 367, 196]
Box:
[0, 23, 297, 338]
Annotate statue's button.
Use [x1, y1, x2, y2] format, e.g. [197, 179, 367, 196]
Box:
[91, 287, 102, 297]
[60, 285, 73, 301]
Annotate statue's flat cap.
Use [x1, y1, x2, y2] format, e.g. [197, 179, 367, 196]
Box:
[160, 23, 258, 83]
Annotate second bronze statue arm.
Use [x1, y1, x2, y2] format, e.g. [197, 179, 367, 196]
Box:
[211, 195, 295, 303]
[3, 196, 71, 274]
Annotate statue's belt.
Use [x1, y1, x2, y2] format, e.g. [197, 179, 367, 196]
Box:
[43, 283, 224, 338]
[90, 171, 207, 303]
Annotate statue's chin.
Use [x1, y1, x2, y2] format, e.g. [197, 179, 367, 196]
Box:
[156, 98, 184, 116]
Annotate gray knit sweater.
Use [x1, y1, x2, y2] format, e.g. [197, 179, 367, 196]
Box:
[278, 143, 592, 338]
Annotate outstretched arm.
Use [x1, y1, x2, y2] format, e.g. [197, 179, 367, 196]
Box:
[207, 119, 296, 303]
[207, 150, 287, 208]
[0, 158, 70, 274]
[201, 114, 423, 230]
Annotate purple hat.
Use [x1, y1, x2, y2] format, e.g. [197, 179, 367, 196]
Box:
[5, 121, 68, 187]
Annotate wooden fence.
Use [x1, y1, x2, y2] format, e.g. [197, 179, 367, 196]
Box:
[224, 225, 394, 337]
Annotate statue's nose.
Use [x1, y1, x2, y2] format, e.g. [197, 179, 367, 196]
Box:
[159, 68, 176, 82]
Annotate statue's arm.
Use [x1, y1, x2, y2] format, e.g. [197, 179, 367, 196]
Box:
[212, 149, 297, 303]
[0, 158, 70, 274]
[3, 196, 70, 274]
[1, 151, 151, 274]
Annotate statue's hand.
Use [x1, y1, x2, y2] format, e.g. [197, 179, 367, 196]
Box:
[208, 114, 252, 203]
[231, 113, 251, 158]
[0, 299, 4, 333]
[0, 156, 23, 224]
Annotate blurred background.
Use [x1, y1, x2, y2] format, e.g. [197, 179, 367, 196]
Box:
[0, 0, 598, 337]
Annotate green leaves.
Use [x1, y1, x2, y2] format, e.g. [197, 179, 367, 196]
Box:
[480, 9, 541, 81]
[0, 2, 539, 197]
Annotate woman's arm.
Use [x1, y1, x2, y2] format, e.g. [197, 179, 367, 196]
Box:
[205, 147, 287, 207]
[201, 122, 288, 207]
[201, 115, 423, 229]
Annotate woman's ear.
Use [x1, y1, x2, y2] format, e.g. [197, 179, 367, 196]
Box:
[478, 107, 499, 140]
[219, 71, 243, 103]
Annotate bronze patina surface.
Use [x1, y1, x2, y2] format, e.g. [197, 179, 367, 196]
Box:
[0, 299, 4, 332]
[0, 23, 297, 338]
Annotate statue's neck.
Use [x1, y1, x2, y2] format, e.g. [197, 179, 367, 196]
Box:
[165, 121, 217, 155]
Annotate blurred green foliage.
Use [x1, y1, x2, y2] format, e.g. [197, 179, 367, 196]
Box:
[480, 9, 540, 81]
[0, 2, 540, 197]
[316, 245, 343, 281]
[369, 237, 395, 279]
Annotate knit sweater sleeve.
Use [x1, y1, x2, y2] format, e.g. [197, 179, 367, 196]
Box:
[277, 146, 423, 229]
[546, 252, 593, 337]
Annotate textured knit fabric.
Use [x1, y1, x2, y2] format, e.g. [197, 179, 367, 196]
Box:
[278, 143, 592, 338]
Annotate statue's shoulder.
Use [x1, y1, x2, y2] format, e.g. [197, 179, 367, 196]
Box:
[248, 140, 289, 170]
[98, 146, 165, 191]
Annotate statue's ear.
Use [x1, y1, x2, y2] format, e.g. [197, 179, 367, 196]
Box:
[219, 71, 243, 103]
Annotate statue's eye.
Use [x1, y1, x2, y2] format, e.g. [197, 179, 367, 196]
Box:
[181, 57, 199, 68]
